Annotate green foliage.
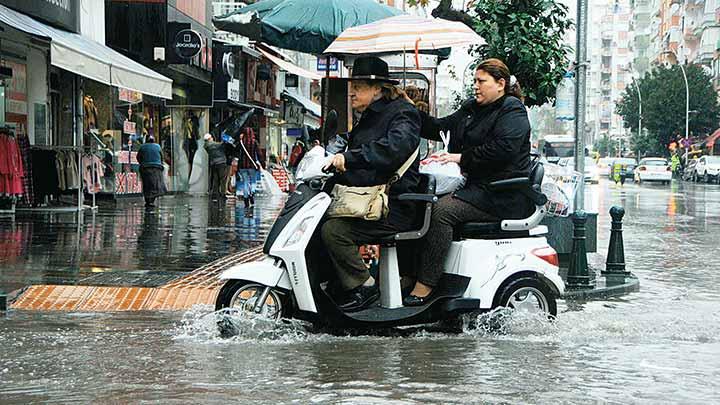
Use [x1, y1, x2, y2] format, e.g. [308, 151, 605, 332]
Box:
[616, 64, 720, 157]
[594, 134, 617, 157]
[469, 0, 574, 107]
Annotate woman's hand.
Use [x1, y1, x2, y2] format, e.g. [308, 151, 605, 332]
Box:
[324, 153, 347, 172]
[436, 152, 461, 165]
[399, 89, 415, 105]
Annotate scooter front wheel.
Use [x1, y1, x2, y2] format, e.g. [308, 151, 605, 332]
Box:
[215, 281, 287, 321]
[495, 277, 557, 318]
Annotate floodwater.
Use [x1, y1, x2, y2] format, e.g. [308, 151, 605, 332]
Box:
[2, 180, 720, 403]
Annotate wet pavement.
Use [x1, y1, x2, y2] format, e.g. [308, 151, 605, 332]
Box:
[2, 179, 720, 403]
[0, 194, 286, 295]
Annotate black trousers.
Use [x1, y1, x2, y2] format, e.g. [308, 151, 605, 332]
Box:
[209, 163, 227, 198]
[321, 218, 405, 291]
[416, 195, 496, 287]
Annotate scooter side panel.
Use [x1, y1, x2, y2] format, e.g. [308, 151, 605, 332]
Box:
[218, 257, 292, 290]
[270, 193, 332, 313]
[444, 237, 562, 308]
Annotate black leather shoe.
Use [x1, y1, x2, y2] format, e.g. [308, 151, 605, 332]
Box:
[337, 285, 380, 312]
[403, 294, 431, 307]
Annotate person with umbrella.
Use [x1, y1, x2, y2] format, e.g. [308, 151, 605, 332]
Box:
[321, 56, 422, 312]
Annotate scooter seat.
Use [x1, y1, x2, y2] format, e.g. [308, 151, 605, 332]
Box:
[455, 222, 532, 240]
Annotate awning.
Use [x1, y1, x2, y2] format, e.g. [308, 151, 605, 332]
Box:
[282, 89, 321, 118]
[257, 47, 322, 81]
[0, 5, 172, 99]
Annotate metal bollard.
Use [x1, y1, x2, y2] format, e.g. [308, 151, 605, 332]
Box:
[566, 210, 594, 290]
[0, 289, 6, 312]
[602, 206, 629, 277]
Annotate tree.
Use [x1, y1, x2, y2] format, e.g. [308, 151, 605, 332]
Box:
[616, 64, 720, 157]
[430, 0, 574, 107]
[593, 134, 617, 157]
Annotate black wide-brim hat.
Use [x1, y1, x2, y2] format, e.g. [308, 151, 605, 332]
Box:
[344, 56, 399, 84]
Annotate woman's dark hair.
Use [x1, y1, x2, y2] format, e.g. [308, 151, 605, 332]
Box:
[476, 58, 523, 100]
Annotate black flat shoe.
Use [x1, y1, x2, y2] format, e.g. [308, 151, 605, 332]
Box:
[337, 285, 379, 312]
[403, 294, 431, 307]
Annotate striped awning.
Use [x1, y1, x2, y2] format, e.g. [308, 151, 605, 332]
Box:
[323, 15, 485, 55]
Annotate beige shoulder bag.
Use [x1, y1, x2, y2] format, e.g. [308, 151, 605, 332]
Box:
[326, 148, 419, 221]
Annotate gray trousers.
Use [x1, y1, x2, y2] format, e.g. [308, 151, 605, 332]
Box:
[416, 195, 496, 287]
[321, 218, 403, 291]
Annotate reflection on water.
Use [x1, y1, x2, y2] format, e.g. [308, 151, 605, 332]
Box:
[0, 196, 285, 292]
[2, 181, 720, 403]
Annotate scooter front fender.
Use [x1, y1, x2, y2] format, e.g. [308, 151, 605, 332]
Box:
[218, 256, 292, 290]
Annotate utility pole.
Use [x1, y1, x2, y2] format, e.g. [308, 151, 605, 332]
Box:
[574, 0, 588, 211]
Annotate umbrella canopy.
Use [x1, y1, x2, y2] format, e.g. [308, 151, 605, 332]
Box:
[323, 14, 485, 55]
[213, 0, 404, 55]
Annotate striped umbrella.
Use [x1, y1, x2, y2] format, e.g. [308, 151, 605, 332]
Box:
[323, 14, 485, 56]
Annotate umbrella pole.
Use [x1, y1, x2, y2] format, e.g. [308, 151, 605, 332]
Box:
[403, 47, 407, 90]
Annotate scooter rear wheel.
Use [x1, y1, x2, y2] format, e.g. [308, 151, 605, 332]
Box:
[496, 277, 557, 318]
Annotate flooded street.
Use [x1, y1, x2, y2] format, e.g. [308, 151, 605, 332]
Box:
[2, 180, 720, 403]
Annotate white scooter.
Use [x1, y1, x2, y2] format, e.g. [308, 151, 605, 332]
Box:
[215, 147, 564, 331]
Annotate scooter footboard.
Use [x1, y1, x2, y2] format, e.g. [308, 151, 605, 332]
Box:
[218, 256, 292, 290]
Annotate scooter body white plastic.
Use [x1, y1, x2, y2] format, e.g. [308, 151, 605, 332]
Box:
[444, 234, 564, 309]
[219, 256, 292, 290]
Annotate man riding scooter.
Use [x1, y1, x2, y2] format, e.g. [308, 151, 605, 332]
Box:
[321, 56, 422, 312]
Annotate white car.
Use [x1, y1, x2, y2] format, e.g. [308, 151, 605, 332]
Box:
[634, 158, 672, 184]
[597, 157, 613, 177]
[693, 155, 720, 183]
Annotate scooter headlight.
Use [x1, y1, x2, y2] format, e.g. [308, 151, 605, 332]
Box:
[283, 216, 313, 248]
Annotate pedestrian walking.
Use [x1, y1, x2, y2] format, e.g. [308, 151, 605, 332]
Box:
[236, 127, 262, 208]
[203, 133, 228, 200]
[136, 136, 167, 208]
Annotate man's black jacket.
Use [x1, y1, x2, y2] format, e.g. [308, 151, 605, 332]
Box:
[419, 95, 533, 219]
[336, 97, 422, 228]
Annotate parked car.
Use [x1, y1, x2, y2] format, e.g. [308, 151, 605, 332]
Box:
[693, 155, 720, 183]
[635, 157, 672, 184]
[597, 157, 614, 177]
[609, 158, 637, 181]
[682, 159, 698, 182]
[556, 157, 600, 184]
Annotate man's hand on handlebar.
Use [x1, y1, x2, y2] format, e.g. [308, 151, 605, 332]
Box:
[323, 153, 346, 173]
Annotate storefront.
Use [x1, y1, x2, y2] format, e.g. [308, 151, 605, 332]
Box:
[0, 2, 173, 211]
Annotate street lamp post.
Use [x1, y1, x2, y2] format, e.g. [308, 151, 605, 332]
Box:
[632, 78, 642, 158]
[663, 50, 690, 165]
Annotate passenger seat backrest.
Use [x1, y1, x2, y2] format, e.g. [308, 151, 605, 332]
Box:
[530, 160, 544, 188]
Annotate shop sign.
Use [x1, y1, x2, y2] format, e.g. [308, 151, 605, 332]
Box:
[284, 103, 304, 126]
[173, 29, 204, 59]
[222, 52, 236, 79]
[117, 151, 139, 165]
[123, 120, 137, 135]
[317, 56, 338, 72]
[227, 79, 241, 102]
[119, 88, 143, 104]
[1, 61, 27, 115]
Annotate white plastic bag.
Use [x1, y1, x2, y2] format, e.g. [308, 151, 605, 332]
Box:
[259, 168, 285, 195]
[419, 131, 466, 195]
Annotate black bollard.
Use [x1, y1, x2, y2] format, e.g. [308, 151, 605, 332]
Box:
[566, 210, 594, 290]
[602, 206, 630, 277]
[0, 289, 6, 312]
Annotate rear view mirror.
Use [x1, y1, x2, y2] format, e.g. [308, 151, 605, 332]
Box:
[323, 109, 338, 142]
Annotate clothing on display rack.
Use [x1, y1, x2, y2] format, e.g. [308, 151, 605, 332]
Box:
[54, 150, 81, 191]
[81, 153, 104, 193]
[0, 131, 25, 197]
[16, 133, 34, 205]
[30, 148, 61, 204]
[83, 95, 99, 134]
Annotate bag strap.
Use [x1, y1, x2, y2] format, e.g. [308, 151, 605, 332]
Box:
[387, 147, 419, 186]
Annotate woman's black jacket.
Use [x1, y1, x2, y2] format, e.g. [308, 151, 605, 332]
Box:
[335, 97, 422, 228]
[419, 95, 533, 219]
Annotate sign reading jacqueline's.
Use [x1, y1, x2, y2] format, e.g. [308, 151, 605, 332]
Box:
[173, 29, 203, 59]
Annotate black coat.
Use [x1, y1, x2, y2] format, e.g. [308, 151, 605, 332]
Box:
[419, 95, 533, 219]
[337, 97, 422, 228]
